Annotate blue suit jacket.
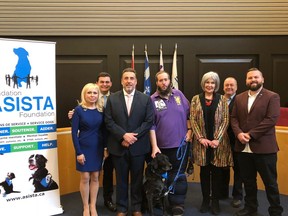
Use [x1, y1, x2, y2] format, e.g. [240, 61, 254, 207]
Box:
[104, 90, 154, 156]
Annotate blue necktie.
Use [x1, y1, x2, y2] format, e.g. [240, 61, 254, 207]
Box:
[103, 95, 107, 108]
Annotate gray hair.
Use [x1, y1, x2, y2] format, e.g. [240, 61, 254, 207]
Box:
[201, 71, 220, 92]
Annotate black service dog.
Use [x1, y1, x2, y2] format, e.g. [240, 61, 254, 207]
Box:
[143, 153, 172, 216]
[28, 154, 59, 192]
[0, 172, 20, 196]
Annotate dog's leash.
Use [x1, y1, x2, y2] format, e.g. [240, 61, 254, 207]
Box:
[165, 136, 189, 196]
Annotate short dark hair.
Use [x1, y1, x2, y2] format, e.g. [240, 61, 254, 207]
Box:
[96, 72, 112, 82]
[155, 71, 170, 82]
[248, 67, 259, 72]
[247, 67, 263, 77]
[122, 68, 136, 75]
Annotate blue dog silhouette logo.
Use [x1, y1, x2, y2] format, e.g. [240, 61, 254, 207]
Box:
[5, 47, 38, 89]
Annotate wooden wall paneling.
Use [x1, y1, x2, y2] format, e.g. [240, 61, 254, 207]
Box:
[258, 53, 273, 91]
[196, 55, 258, 95]
[11, 35, 288, 126]
[56, 56, 107, 128]
[275, 127, 288, 195]
[272, 55, 288, 107]
[57, 128, 80, 195]
[183, 48, 197, 102]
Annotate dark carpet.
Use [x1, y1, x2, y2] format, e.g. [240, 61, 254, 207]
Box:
[59, 183, 288, 216]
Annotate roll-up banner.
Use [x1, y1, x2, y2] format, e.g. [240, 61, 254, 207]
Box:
[0, 38, 63, 215]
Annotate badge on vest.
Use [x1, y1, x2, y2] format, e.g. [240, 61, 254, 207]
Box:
[155, 99, 167, 111]
[174, 96, 181, 105]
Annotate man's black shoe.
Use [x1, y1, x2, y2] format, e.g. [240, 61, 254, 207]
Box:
[104, 200, 117, 212]
[199, 200, 210, 213]
[234, 208, 257, 216]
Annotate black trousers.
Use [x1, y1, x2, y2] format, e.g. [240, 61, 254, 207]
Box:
[161, 146, 188, 207]
[102, 154, 114, 201]
[112, 151, 146, 213]
[200, 164, 222, 201]
[219, 152, 244, 200]
[219, 167, 230, 199]
[238, 152, 283, 216]
[232, 152, 243, 200]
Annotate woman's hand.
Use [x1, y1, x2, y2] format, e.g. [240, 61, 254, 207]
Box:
[185, 130, 192, 142]
[77, 154, 86, 165]
[210, 140, 219, 149]
[198, 138, 211, 148]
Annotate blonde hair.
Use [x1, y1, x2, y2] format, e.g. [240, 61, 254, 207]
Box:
[79, 83, 102, 112]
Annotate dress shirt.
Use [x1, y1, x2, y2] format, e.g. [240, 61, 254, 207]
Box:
[123, 89, 135, 116]
[243, 87, 262, 153]
[100, 92, 110, 108]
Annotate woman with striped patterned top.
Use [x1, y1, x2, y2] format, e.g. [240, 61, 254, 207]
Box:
[190, 71, 233, 215]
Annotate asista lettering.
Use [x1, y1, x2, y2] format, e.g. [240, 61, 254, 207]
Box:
[0, 96, 54, 112]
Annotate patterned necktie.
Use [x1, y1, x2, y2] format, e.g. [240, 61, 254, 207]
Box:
[228, 97, 231, 105]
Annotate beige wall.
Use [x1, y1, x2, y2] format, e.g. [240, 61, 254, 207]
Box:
[57, 126, 288, 196]
[1, 0, 288, 36]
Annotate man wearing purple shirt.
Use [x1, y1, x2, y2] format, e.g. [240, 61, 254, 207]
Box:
[150, 71, 191, 216]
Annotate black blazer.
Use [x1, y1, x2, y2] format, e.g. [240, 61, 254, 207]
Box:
[227, 96, 236, 149]
[104, 90, 154, 156]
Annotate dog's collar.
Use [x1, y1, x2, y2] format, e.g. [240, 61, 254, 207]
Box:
[161, 172, 168, 181]
[150, 165, 168, 181]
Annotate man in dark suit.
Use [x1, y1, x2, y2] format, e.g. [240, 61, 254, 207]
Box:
[104, 68, 154, 216]
[231, 68, 283, 216]
[96, 72, 117, 212]
[220, 77, 243, 208]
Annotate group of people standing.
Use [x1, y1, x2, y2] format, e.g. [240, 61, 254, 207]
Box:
[69, 67, 283, 216]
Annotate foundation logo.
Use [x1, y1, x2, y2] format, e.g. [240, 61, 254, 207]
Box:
[4, 47, 38, 89]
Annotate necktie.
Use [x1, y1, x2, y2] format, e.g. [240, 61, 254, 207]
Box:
[126, 94, 131, 116]
[228, 97, 231, 105]
[103, 95, 107, 108]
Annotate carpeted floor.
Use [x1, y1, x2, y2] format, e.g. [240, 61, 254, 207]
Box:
[59, 183, 287, 216]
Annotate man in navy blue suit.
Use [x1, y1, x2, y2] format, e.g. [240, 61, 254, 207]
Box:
[104, 68, 154, 216]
